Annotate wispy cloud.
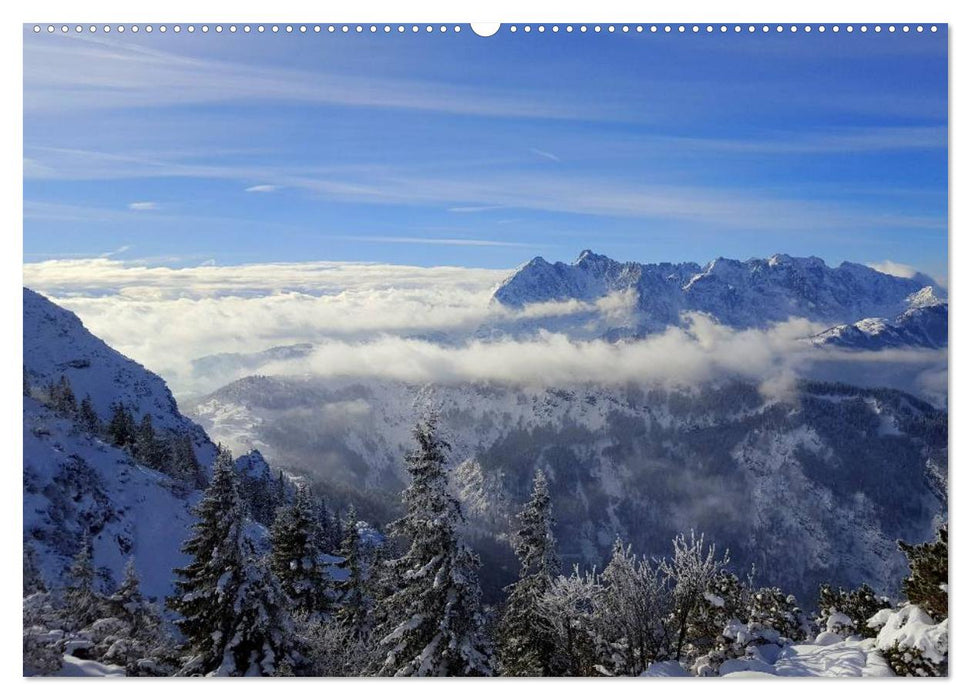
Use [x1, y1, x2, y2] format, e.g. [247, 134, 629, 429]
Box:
[661, 126, 947, 154]
[245, 184, 280, 193]
[868, 259, 946, 288]
[447, 205, 508, 214]
[23, 148, 945, 234]
[128, 201, 158, 211]
[331, 236, 540, 248]
[23, 34, 603, 121]
[530, 147, 561, 162]
[99, 244, 131, 258]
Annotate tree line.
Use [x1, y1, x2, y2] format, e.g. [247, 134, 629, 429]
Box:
[25, 371, 206, 490]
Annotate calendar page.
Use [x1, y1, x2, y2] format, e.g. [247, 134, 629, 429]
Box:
[22, 21, 948, 679]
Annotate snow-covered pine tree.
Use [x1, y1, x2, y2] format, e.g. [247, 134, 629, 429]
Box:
[497, 469, 560, 676]
[65, 537, 103, 629]
[816, 582, 888, 638]
[107, 402, 136, 448]
[315, 498, 338, 552]
[77, 395, 101, 434]
[373, 418, 492, 677]
[223, 545, 304, 676]
[170, 433, 205, 489]
[135, 413, 169, 471]
[97, 558, 172, 674]
[335, 505, 371, 637]
[106, 559, 163, 640]
[899, 525, 948, 622]
[52, 375, 77, 417]
[23, 542, 47, 596]
[168, 450, 301, 676]
[269, 483, 331, 618]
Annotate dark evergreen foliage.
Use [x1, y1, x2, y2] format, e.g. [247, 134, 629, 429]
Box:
[816, 582, 889, 638]
[898, 526, 948, 622]
[107, 403, 136, 449]
[334, 505, 371, 637]
[77, 395, 101, 434]
[23, 542, 47, 596]
[269, 483, 331, 617]
[497, 469, 560, 676]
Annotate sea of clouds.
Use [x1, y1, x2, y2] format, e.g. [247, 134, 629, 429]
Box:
[22, 258, 947, 406]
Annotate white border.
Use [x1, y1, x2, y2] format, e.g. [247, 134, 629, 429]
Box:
[3, 1, 963, 698]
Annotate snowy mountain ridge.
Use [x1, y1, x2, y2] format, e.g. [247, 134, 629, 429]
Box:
[492, 251, 944, 340]
[23, 287, 217, 463]
[810, 287, 947, 350]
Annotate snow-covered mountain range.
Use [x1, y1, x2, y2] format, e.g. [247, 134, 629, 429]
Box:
[492, 251, 946, 347]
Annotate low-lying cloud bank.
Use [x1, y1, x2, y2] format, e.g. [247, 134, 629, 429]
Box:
[23, 258, 947, 406]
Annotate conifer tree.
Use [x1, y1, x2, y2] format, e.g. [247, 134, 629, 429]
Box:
[373, 418, 492, 676]
[65, 537, 102, 629]
[135, 413, 169, 470]
[23, 366, 31, 397]
[107, 403, 136, 448]
[168, 451, 300, 676]
[497, 469, 560, 676]
[23, 542, 46, 597]
[898, 525, 948, 622]
[106, 559, 161, 638]
[54, 375, 78, 416]
[274, 471, 288, 509]
[269, 483, 331, 617]
[315, 498, 338, 552]
[77, 395, 101, 434]
[170, 433, 204, 488]
[335, 506, 371, 637]
[100, 558, 171, 672]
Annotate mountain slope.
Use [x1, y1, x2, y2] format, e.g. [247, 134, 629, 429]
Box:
[187, 375, 947, 603]
[493, 251, 943, 338]
[22, 288, 225, 600]
[23, 288, 217, 464]
[23, 396, 199, 601]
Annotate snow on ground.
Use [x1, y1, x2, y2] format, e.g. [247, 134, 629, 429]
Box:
[642, 637, 895, 677]
[23, 396, 198, 600]
[53, 655, 126, 677]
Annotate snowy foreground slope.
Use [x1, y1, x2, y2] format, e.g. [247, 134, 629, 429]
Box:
[23, 395, 198, 600]
[22, 288, 328, 603]
[189, 375, 947, 603]
[643, 637, 893, 677]
[23, 288, 233, 599]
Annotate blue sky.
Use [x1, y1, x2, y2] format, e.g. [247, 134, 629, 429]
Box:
[23, 25, 948, 279]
